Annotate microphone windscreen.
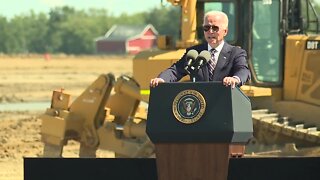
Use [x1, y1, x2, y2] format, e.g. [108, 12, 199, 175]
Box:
[197, 50, 211, 63]
[186, 49, 198, 60]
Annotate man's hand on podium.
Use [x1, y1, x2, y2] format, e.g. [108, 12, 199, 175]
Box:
[150, 78, 165, 88]
[223, 76, 240, 89]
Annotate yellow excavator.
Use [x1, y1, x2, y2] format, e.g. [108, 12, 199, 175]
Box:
[40, 0, 320, 157]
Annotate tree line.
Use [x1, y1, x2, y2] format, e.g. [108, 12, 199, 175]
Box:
[0, 6, 180, 54]
[0, 1, 319, 55]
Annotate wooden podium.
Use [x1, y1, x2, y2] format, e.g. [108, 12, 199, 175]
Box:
[146, 82, 253, 180]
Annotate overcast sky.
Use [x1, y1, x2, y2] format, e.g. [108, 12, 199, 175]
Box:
[0, 0, 161, 19]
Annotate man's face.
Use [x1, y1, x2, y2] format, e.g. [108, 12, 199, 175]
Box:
[203, 14, 228, 48]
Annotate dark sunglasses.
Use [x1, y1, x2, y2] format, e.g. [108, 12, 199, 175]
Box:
[203, 25, 219, 32]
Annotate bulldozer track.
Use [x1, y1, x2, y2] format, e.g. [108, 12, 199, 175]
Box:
[252, 109, 320, 146]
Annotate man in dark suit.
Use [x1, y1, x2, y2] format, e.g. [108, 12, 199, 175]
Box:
[150, 11, 250, 88]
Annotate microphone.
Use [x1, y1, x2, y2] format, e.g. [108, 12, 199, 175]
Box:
[195, 50, 211, 70]
[184, 49, 198, 74]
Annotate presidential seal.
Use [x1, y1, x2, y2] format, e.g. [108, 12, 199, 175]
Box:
[172, 90, 206, 124]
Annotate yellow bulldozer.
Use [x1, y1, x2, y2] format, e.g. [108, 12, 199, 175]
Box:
[39, 0, 320, 157]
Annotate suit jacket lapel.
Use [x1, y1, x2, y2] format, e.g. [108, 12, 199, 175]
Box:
[214, 43, 232, 76]
[202, 65, 209, 81]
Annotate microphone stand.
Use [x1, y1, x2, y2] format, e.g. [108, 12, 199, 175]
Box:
[190, 61, 206, 82]
[190, 66, 199, 82]
[192, 76, 196, 82]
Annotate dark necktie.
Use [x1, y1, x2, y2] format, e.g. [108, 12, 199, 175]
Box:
[208, 49, 217, 81]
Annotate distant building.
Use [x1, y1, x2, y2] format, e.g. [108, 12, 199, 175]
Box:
[95, 24, 158, 55]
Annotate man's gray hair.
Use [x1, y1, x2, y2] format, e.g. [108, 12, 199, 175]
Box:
[203, 11, 229, 29]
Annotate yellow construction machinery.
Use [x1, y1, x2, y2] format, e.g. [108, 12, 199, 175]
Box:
[134, 0, 320, 152]
[41, 74, 154, 157]
[40, 0, 320, 157]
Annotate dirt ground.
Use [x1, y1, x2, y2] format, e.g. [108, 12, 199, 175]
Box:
[0, 55, 133, 180]
[1, 54, 320, 179]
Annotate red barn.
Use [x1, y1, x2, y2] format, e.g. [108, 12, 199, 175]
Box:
[95, 24, 158, 55]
